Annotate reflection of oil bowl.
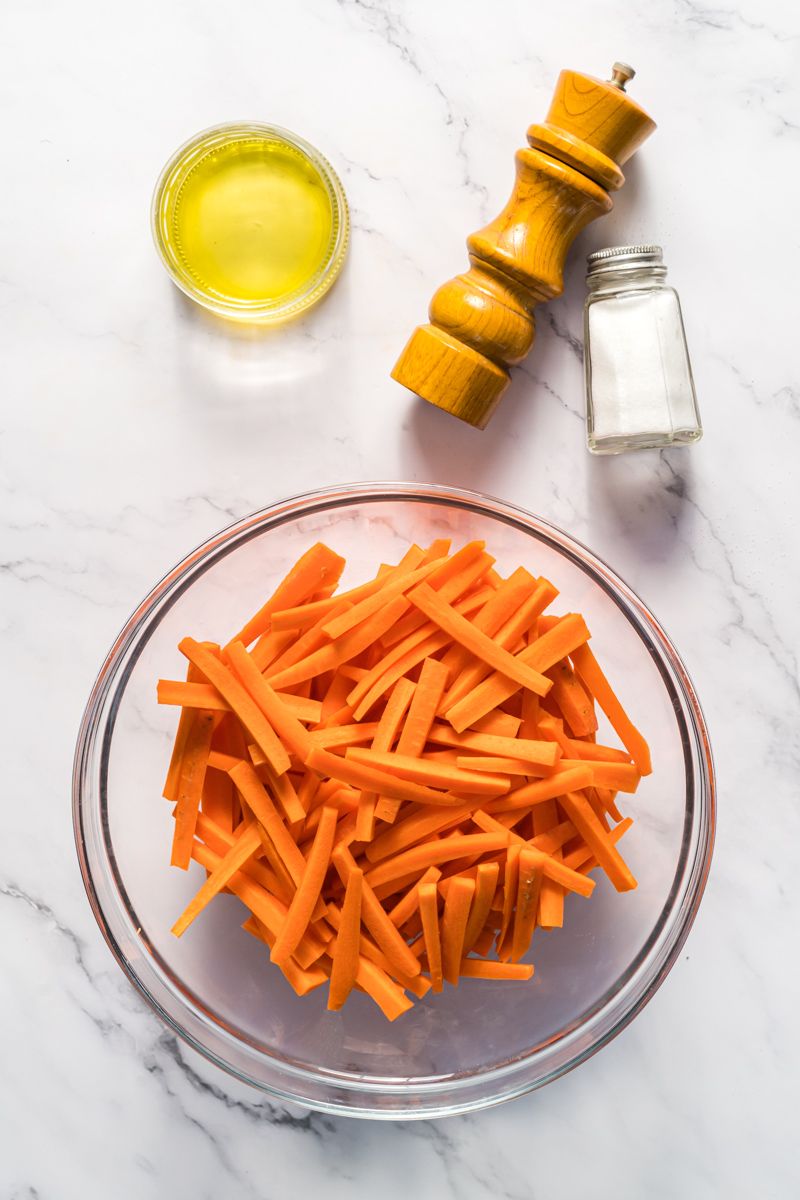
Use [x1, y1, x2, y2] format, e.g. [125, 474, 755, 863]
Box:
[73, 484, 714, 1119]
[152, 123, 349, 323]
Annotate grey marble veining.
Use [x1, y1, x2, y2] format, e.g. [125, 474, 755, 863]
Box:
[2, 0, 799, 1196]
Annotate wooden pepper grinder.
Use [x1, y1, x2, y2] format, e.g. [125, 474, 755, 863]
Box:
[391, 63, 656, 429]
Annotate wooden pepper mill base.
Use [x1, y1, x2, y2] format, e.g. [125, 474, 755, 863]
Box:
[392, 64, 656, 429]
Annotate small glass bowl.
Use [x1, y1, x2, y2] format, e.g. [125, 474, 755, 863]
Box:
[73, 484, 715, 1118]
[151, 122, 349, 323]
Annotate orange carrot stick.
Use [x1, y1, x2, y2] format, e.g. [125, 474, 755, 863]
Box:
[459, 959, 534, 981]
[345, 747, 512, 797]
[226, 641, 313, 761]
[307, 745, 466, 808]
[570, 643, 652, 775]
[179, 638, 291, 776]
[427, 725, 560, 769]
[357, 676, 416, 838]
[267, 595, 410, 691]
[171, 710, 216, 869]
[470, 811, 595, 897]
[172, 823, 261, 936]
[487, 766, 593, 812]
[270, 805, 338, 966]
[441, 876, 475, 986]
[556, 759, 641, 794]
[333, 845, 421, 979]
[418, 882, 443, 991]
[365, 832, 511, 890]
[440, 578, 559, 713]
[463, 861, 500, 954]
[387, 866, 441, 928]
[446, 614, 591, 733]
[558, 791, 637, 892]
[512, 850, 543, 963]
[229, 761, 306, 884]
[547, 659, 598, 738]
[231, 542, 346, 648]
[327, 868, 363, 1010]
[408, 584, 552, 698]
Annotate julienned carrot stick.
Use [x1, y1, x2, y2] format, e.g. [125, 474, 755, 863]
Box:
[456, 755, 542, 776]
[397, 657, 449, 757]
[557, 759, 641, 794]
[267, 594, 410, 691]
[566, 816, 633, 873]
[172, 823, 260, 936]
[441, 876, 475, 986]
[321, 556, 443, 642]
[309, 722, 381, 749]
[242, 917, 328, 996]
[486, 766, 594, 812]
[473, 711, 522, 738]
[570, 643, 652, 775]
[179, 638, 291, 777]
[459, 959, 534, 981]
[346, 586, 493, 718]
[231, 542, 346, 648]
[470, 811, 596, 898]
[427, 725, 561, 769]
[345, 747, 512, 798]
[247, 747, 306, 825]
[270, 595, 345, 632]
[229, 761, 306, 884]
[388, 866, 440, 927]
[408, 583, 552, 698]
[158, 679, 230, 712]
[559, 792, 637, 892]
[547, 659, 598, 738]
[366, 802, 478, 864]
[333, 845, 421, 979]
[227, 641, 312, 761]
[170, 710, 216, 869]
[163, 538, 651, 1018]
[157, 678, 323, 722]
[418, 882, 443, 991]
[447, 613, 591, 733]
[357, 676, 415, 839]
[355, 957, 414, 1021]
[562, 736, 632, 764]
[440, 578, 559, 713]
[270, 805, 338, 966]
[365, 832, 512, 890]
[307, 745, 465, 808]
[463, 862, 500, 954]
[512, 851, 543, 963]
[328, 868, 363, 1010]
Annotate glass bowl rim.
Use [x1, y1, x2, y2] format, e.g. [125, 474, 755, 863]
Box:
[150, 120, 350, 323]
[73, 481, 716, 1118]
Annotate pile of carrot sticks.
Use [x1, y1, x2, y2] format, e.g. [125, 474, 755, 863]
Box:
[158, 540, 651, 1020]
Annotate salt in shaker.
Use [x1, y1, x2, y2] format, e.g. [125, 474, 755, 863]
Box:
[583, 245, 702, 453]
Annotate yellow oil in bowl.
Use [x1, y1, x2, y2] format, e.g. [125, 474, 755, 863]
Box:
[152, 124, 349, 322]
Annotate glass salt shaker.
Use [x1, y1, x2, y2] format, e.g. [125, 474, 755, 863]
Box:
[583, 245, 702, 453]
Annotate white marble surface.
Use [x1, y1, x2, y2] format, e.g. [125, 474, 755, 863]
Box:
[2, 0, 799, 1195]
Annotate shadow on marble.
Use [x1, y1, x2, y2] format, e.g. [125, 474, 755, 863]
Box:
[587, 448, 695, 561]
[169, 277, 350, 405]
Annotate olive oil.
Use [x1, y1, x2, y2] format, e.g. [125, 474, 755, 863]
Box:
[152, 125, 348, 322]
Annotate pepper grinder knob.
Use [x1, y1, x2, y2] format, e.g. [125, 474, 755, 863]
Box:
[609, 62, 636, 90]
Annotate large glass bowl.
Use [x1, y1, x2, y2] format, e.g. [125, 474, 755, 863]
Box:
[73, 483, 715, 1118]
